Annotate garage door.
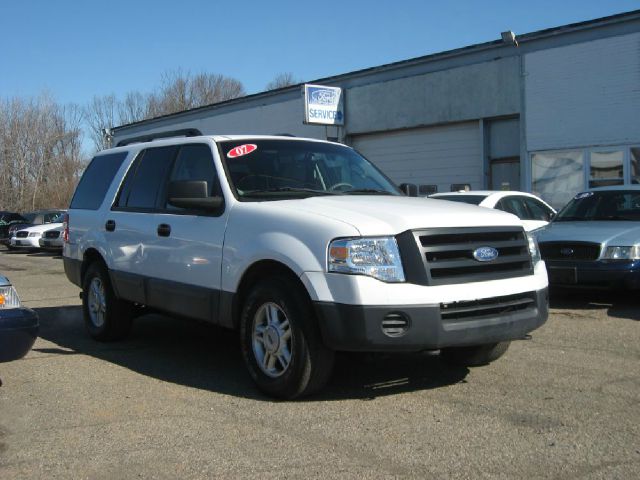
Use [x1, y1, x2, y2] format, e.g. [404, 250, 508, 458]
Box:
[351, 122, 482, 194]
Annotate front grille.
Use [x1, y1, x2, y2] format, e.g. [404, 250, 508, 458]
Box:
[539, 242, 600, 261]
[399, 227, 532, 286]
[440, 291, 537, 322]
[16, 231, 28, 238]
[44, 230, 61, 239]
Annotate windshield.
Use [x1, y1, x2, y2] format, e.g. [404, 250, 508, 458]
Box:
[555, 190, 640, 222]
[219, 139, 401, 200]
[431, 195, 487, 205]
[22, 213, 36, 223]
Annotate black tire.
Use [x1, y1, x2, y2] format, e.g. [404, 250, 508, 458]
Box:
[82, 262, 133, 341]
[240, 276, 335, 399]
[440, 341, 511, 367]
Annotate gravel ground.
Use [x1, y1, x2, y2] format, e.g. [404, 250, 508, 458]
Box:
[0, 249, 638, 479]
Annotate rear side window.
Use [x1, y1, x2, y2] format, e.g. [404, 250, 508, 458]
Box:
[116, 146, 177, 210]
[70, 152, 128, 210]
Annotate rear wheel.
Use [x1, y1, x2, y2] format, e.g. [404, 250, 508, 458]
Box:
[240, 276, 334, 399]
[82, 262, 133, 341]
[441, 341, 511, 367]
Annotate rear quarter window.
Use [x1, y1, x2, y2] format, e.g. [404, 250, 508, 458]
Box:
[70, 152, 128, 210]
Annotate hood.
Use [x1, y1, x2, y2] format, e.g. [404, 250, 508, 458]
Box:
[265, 196, 523, 236]
[17, 223, 63, 234]
[536, 221, 640, 245]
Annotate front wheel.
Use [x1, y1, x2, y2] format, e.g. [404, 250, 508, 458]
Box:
[440, 341, 511, 367]
[240, 276, 334, 399]
[82, 262, 133, 341]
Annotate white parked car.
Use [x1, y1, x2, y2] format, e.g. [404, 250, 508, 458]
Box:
[430, 191, 556, 232]
[11, 223, 63, 250]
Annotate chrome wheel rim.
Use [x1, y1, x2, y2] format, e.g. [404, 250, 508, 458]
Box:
[88, 277, 106, 328]
[252, 302, 293, 378]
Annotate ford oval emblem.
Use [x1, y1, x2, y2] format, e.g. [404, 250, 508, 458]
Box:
[473, 246, 499, 262]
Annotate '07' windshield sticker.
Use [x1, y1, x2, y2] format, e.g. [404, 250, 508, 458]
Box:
[227, 144, 257, 159]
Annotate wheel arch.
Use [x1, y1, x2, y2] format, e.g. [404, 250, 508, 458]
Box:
[81, 248, 107, 285]
[229, 259, 311, 330]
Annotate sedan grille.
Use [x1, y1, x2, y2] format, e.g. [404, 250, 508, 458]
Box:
[539, 242, 600, 261]
[43, 230, 61, 239]
[16, 231, 29, 238]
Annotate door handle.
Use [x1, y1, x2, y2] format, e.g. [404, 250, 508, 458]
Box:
[157, 224, 171, 237]
[105, 220, 116, 232]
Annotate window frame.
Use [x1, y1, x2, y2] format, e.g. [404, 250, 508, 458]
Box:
[111, 142, 225, 217]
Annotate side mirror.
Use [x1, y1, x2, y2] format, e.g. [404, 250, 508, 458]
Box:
[399, 183, 419, 197]
[167, 180, 224, 212]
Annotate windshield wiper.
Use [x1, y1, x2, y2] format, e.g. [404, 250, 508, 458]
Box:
[342, 188, 394, 195]
[555, 216, 587, 221]
[590, 215, 633, 221]
[242, 187, 337, 197]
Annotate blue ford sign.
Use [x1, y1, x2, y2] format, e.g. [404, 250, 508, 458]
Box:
[473, 246, 499, 262]
[304, 84, 344, 126]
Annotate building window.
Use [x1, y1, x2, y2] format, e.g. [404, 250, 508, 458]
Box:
[631, 147, 640, 184]
[531, 150, 584, 210]
[589, 150, 624, 188]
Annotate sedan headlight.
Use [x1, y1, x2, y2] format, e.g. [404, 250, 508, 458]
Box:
[0, 285, 22, 309]
[28, 232, 41, 238]
[527, 232, 541, 265]
[602, 245, 640, 260]
[328, 237, 405, 283]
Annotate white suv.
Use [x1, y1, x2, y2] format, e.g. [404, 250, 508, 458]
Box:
[63, 133, 548, 398]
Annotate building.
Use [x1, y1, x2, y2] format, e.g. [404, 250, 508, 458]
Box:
[111, 10, 640, 209]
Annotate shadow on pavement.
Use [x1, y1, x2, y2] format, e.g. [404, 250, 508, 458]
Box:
[34, 305, 469, 402]
[549, 287, 640, 321]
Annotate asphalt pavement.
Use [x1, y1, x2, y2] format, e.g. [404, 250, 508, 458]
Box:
[0, 249, 638, 479]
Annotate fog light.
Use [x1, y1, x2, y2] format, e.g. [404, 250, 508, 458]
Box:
[381, 312, 410, 337]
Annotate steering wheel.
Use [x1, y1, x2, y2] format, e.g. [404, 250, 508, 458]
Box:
[328, 182, 354, 192]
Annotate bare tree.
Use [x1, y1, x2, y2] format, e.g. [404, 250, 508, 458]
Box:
[0, 94, 85, 212]
[118, 91, 148, 125]
[265, 72, 299, 91]
[84, 71, 246, 151]
[150, 70, 245, 116]
[84, 94, 117, 152]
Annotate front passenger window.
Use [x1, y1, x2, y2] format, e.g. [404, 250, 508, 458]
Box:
[165, 144, 221, 209]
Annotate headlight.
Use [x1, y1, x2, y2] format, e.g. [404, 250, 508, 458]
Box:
[602, 245, 640, 260]
[527, 232, 541, 265]
[328, 237, 405, 283]
[0, 285, 22, 309]
[28, 232, 41, 237]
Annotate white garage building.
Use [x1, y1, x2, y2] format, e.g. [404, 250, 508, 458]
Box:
[111, 10, 640, 209]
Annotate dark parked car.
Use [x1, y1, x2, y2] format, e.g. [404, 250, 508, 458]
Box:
[0, 274, 38, 386]
[6, 209, 66, 250]
[0, 211, 28, 246]
[536, 186, 640, 289]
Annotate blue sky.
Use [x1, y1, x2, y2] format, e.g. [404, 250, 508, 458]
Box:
[1, 0, 638, 107]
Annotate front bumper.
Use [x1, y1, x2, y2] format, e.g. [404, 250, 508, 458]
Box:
[315, 288, 548, 352]
[39, 238, 63, 250]
[10, 237, 41, 249]
[545, 259, 640, 289]
[0, 307, 39, 362]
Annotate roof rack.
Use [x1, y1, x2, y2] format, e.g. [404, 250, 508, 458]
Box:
[116, 128, 203, 147]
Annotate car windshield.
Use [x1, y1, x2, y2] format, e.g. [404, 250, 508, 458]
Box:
[431, 195, 488, 205]
[555, 190, 640, 222]
[22, 213, 36, 223]
[48, 212, 65, 223]
[219, 139, 401, 200]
